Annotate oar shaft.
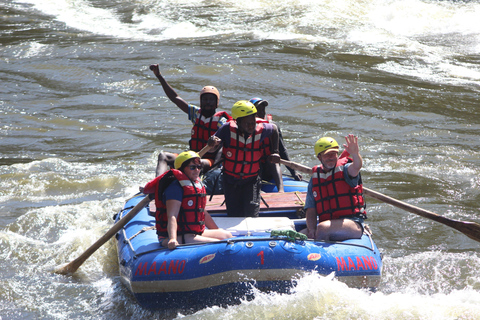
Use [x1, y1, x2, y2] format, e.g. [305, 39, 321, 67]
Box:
[198, 144, 214, 158]
[363, 187, 444, 222]
[55, 195, 151, 275]
[279, 159, 312, 175]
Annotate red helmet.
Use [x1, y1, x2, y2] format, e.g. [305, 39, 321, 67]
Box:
[200, 86, 220, 107]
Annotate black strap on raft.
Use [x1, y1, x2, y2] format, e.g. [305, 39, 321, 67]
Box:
[112, 204, 137, 220]
[260, 195, 269, 208]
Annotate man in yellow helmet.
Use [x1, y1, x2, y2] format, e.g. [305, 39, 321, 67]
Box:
[209, 100, 284, 217]
[143, 151, 232, 249]
[304, 134, 367, 241]
[149, 64, 231, 177]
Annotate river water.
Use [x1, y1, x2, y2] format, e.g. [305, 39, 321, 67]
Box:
[1, 0, 480, 319]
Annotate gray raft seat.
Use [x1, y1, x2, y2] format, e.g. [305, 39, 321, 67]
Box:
[212, 217, 295, 236]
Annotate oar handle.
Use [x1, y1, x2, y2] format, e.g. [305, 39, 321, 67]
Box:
[198, 144, 214, 158]
[54, 195, 151, 275]
[279, 159, 312, 175]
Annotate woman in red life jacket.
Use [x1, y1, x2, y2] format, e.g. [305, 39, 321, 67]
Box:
[209, 100, 283, 217]
[304, 135, 367, 241]
[143, 151, 232, 249]
[149, 64, 231, 177]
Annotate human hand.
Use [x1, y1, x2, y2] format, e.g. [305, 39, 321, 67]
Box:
[149, 64, 161, 77]
[307, 229, 316, 240]
[167, 239, 178, 250]
[292, 172, 303, 181]
[267, 153, 281, 164]
[343, 134, 359, 156]
[207, 135, 221, 147]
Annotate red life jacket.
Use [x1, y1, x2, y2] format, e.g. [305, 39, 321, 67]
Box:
[222, 120, 271, 180]
[256, 117, 269, 124]
[153, 169, 207, 237]
[311, 157, 366, 222]
[190, 111, 231, 160]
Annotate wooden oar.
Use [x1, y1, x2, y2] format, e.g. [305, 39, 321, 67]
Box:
[278, 159, 480, 243]
[54, 195, 151, 275]
[198, 144, 214, 157]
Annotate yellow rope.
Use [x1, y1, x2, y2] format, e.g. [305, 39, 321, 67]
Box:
[294, 191, 305, 206]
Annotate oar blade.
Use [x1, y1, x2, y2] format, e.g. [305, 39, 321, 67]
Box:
[450, 221, 480, 243]
[54, 195, 151, 275]
[54, 259, 82, 275]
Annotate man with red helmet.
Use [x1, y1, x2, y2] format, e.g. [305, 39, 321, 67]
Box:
[149, 64, 231, 178]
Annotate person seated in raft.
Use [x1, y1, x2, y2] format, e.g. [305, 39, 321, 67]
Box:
[149, 64, 232, 177]
[208, 100, 284, 217]
[249, 97, 302, 182]
[143, 151, 232, 249]
[303, 135, 367, 241]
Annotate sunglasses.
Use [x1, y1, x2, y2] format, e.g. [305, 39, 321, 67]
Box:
[188, 164, 203, 170]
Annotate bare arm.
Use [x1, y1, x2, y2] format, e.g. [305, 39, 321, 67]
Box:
[150, 64, 189, 114]
[204, 210, 219, 229]
[270, 123, 280, 154]
[344, 134, 363, 177]
[267, 124, 284, 192]
[165, 199, 182, 249]
[305, 207, 317, 239]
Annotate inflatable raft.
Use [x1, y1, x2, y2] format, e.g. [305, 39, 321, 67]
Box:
[115, 190, 382, 311]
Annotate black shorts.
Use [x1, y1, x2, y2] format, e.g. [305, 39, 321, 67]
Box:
[222, 175, 261, 217]
[346, 216, 365, 234]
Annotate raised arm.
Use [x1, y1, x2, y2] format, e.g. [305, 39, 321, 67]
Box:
[149, 64, 189, 114]
[344, 134, 363, 177]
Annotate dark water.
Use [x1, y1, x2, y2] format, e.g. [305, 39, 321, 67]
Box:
[1, 0, 480, 319]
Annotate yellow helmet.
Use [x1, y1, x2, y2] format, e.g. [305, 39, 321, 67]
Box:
[314, 137, 339, 156]
[174, 151, 200, 170]
[231, 100, 257, 120]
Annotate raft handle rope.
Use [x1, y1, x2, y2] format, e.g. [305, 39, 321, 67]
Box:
[113, 206, 134, 221]
[363, 224, 376, 254]
[128, 226, 156, 241]
[121, 227, 135, 253]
